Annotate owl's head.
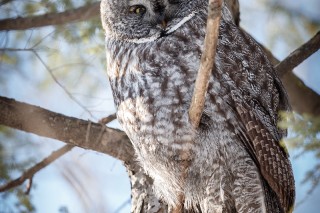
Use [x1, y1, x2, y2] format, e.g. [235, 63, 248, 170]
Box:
[100, 0, 206, 43]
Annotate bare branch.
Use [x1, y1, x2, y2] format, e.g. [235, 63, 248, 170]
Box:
[0, 96, 134, 163]
[276, 31, 320, 77]
[282, 72, 320, 116]
[0, 47, 33, 51]
[0, 0, 13, 7]
[0, 47, 96, 118]
[254, 33, 320, 117]
[189, 0, 222, 128]
[0, 145, 74, 192]
[269, 2, 320, 26]
[31, 50, 95, 118]
[0, 2, 100, 31]
[25, 178, 32, 195]
[99, 113, 117, 125]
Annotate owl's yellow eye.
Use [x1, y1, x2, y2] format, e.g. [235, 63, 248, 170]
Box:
[129, 5, 146, 15]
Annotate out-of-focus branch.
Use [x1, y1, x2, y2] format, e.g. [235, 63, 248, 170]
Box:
[0, 0, 240, 31]
[0, 2, 100, 31]
[275, 31, 320, 77]
[99, 113, 117, 125]
[0, 0, 13, 7]
[189, 0, 222, 128]
[0, 0, 240, 30]
[225, 0, 240, 25]
[0, 145, 74, 192]
[0, 111, 118, 193]
[255, 34, 320, 117]
[269, 2, 320, 26]
[0, 96, 134, 163]
[282, 73, 320, 116]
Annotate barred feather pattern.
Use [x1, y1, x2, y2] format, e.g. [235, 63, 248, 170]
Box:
[101, 0, 295, 212]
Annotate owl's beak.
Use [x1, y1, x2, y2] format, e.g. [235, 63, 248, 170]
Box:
[156, 13, 167, 30]
[161, 20, 167, 29]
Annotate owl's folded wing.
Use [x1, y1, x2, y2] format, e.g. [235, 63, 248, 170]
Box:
[235, 103, 295, 213]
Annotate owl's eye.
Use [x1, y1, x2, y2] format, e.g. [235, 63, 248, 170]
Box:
[129, 5, 146, 15]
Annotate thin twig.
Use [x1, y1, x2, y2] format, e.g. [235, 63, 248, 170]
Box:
[25, 178, 33, 195]
[85, 120, 92, 145]
[0, 145, 74, 192]
[0, 47, 33, 52]
[275, 31, 320, 77]
[0, 47, 95, 117]
[99, 113, 117, 125]
[32, 50, 95, 118]
[189, 0, 222, 128]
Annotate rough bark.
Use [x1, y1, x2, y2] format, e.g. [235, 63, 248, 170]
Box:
[0, 96, 167, 212]
[0, 96, 134, 163]
[0, 2, 100, 31]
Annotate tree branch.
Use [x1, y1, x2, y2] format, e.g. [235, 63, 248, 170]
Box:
[0, 0, 13, 7]
[275, 31, 320, 77]
[189, 0, 222, 128]
[0, 2, 100, 31]
[0, 0, 239, 32]
[0, 144, 74, 192]
[0, 96, 134, 163]
[99, 113, 117, 125]
[282, 73, 320, 116]
[254, 35, 320, 117]
[0, 111, 117, 193]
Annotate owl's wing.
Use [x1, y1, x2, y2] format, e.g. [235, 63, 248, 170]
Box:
[234, 102, 295, 213]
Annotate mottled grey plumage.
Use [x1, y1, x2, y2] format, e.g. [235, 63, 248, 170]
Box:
[100, 0, 295, 212]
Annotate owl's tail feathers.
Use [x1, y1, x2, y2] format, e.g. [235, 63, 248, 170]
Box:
[263, 179, 284, 213]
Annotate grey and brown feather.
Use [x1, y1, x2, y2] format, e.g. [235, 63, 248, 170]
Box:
[100, 0, 295, 212]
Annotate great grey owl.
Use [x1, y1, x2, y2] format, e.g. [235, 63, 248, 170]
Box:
[100, 0, 295, 212]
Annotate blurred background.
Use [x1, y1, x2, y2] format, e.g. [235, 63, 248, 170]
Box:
[0, 0, 319, 212]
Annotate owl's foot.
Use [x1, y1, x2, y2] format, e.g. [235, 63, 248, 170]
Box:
[169, 205, 183, 213]
[169, 194, 185, 213]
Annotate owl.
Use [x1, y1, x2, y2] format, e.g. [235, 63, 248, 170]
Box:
[100, 0, 295, 212]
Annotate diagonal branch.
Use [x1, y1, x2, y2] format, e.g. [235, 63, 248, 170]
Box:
[0, 2, 100, 31]
[254, 33, 320, 116]
[0, 144, 74, 192]
[0, 112, 118, 193]
[0, 47, 96, 118]
[31, 50, 95, 118]
[0, 0, 13, 7]
[275, 31, 320, 77]
[99, 113, 117, 125]
[0, 96, 134, 163]
[189, 0, 222, 128]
